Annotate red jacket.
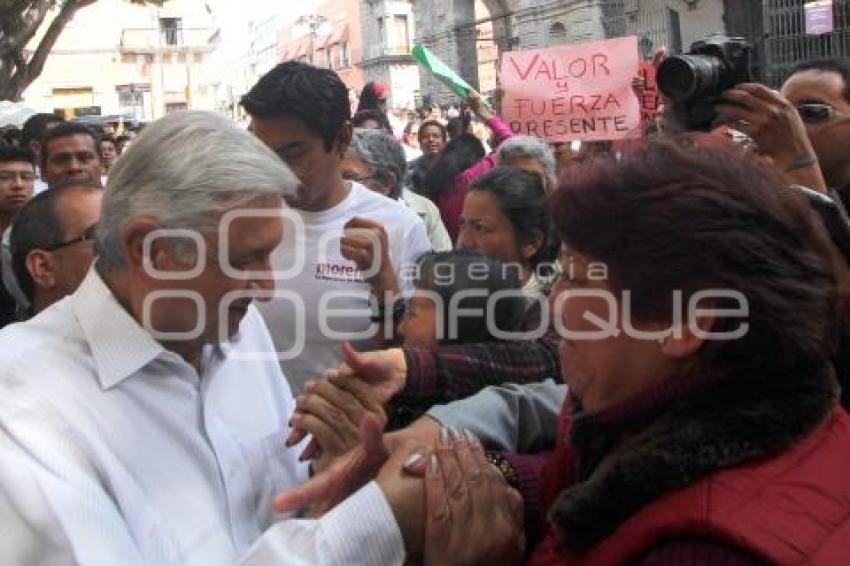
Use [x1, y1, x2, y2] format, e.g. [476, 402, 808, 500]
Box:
[528, 406, 850, 565]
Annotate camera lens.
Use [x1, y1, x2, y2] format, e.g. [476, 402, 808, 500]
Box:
[658, 55, 723, 101]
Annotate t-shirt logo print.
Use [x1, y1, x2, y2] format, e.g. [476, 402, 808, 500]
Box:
[314, 261, 366, 283]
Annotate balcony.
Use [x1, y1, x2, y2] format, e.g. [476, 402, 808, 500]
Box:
[120, 28, 219, 52]
[366, 44, 412, 61]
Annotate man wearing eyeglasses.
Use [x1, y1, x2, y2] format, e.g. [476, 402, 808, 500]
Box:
[8, 180, 101, 317]
[781, 58, 850, 206]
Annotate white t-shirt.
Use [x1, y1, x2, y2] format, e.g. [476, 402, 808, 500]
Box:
[258, 182, 432, 392]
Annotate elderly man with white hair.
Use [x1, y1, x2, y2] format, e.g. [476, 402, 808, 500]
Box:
[496, 135, 558, 193]
[0, 111, 415, 565]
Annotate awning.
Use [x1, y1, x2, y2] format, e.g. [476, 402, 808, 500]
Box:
[0, 101, 38, 127]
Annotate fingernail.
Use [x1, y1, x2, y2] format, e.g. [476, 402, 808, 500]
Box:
[430, 454, 440, 473]
[450, 426, 462, 442]
[464, 430, 477, 444]
[440, 426, 452, 448]
[403, 453, 424, 471]
[304, 381, 315, 392]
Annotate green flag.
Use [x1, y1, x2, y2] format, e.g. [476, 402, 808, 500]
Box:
[411, 44, 474, 98]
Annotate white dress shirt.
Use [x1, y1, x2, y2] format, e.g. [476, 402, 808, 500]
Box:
[0, 269, 405, 565]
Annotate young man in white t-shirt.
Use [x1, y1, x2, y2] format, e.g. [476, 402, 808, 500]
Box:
[243, 62, 432, 393]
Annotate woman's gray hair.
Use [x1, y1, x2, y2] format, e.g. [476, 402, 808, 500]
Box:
[96, 110, 298, 272]
[348, 128, 407, 199]
[497, 135, 557, 189]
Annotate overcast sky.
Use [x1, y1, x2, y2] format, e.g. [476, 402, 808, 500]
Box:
[210, 0, 323, 58]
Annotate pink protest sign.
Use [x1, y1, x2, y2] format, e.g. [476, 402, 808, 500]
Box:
[501, 36, 641, 142]
[638, 61, 660, 127]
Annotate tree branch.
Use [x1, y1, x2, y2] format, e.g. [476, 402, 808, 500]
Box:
[20, 0, 82, 85]
[0, 0, 53, 57]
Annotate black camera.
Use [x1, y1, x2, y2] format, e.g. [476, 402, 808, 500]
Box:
[657, 34, 752, 131]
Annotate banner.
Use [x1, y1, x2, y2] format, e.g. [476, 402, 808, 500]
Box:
[411, 44, 474, 99]
[501, 36, 641, 142]
[805, 0, 834, 35]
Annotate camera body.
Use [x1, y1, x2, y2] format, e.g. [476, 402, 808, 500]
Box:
[657, 34, 752, 131]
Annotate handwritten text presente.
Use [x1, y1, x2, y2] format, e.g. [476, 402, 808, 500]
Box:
[501, 37, 641, 142]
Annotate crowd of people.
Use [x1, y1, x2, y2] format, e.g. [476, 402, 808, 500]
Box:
[0, 50, 849, 565]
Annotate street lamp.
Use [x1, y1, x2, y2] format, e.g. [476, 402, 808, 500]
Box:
[296, 14, 328, 65]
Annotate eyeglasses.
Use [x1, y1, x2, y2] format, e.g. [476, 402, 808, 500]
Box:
[342, 172, 375, 184]
[0, 171, 36, 182]
[42, 224, 96, 252]
[796, 103, 847, 123]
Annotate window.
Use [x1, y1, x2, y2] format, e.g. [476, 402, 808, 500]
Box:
[340, 41, 350, 68]
[177, 52, 187, 64]
[378, 17, 385, 46]
[667, 9, 682, 54]
[118, 89, 144, 107]
[193, 53, 203, 64]
[161, 53, 172, 65]
[549, 22, 567, 45]
[159, 17, 183, 46]
[391, 15, 409, 51]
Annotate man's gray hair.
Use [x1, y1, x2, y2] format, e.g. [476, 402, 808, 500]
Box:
[497, 135, 557, 189]
[96, 110, 298, 271]
[348, 128, 406, 199]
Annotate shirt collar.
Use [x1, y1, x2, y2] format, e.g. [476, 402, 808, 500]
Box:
[71, 267, 166, 390]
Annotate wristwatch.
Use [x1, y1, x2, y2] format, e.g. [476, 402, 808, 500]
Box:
[369, 298, 407, 324]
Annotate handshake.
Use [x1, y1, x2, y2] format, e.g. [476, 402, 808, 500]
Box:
[273, 342, 526, 565]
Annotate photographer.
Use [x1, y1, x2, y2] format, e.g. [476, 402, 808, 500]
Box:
[660, 40, 850, 409]
[657, 35, 826, 192]
[781, 58, 850, 206]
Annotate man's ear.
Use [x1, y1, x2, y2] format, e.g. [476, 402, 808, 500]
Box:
[383, 170, 399, 197]
[25, 250, 56, 291]
[121, 217, 166, 276]
[336, 121, 353, 157]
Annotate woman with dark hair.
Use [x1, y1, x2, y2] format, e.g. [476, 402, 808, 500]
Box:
[400, 250, 526, 349]
[390, 250, 528, 428]
[420, 91, 513, 243]
[402, 137, 850, 564]
[408, 120, 448, 193]
[458, 167, 559, 296]
[356, 81, 389, 114]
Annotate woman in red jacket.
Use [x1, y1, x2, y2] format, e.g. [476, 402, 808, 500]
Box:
[484, 137, 850, 565]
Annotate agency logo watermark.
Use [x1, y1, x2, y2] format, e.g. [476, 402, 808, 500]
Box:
[138, 207, 750, 360]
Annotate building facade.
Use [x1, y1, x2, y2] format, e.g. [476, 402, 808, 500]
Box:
[21, 0, 218, 121]
[277, 0, 365, 101]
[412, 0, 725, 105]
[761, 0, 850, 85]
[359, 0, 420, 111]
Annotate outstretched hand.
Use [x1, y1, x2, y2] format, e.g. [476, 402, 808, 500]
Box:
[274, 413, 388, 517]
